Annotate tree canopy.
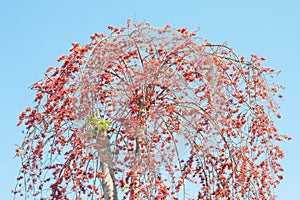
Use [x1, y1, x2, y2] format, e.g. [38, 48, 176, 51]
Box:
[14, 20, 290, 200]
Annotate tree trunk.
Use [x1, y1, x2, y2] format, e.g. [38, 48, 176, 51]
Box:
[129, 137, 142, 200]
[97, 130, 118, 200]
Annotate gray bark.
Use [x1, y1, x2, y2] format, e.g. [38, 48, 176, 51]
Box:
[97, 130, 118, 200]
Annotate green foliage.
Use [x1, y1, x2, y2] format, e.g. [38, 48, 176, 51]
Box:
[85, 113, 110, 134]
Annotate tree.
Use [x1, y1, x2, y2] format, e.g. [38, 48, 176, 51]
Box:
[14, 20, 290, 200]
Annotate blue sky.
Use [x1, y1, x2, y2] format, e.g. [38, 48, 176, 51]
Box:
[0, 0, 299, 199]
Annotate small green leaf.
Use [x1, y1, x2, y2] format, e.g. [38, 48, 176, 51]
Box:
[85, 114, 110, 133]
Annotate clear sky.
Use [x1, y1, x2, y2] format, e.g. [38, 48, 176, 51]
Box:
[0, 0, 299, 199]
